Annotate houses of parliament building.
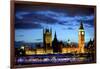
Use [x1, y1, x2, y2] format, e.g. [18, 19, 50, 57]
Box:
[21, 21, 88, 55]
[42, 21, 85, 54]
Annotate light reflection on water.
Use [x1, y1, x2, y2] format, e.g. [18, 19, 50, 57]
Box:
[16, 54, 93, 65]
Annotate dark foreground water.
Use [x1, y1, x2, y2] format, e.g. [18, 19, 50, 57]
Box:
[15, 53, 95, 65]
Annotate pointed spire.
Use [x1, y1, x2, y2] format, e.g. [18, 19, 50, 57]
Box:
[54, 31, 57, 38]
[68, 38, 70, 41]
[89, 38, 92, 42]
[50, 27, 52, 33]
[43, 28, 45, 33]
[54, 31, 57, 41]
[79, 21, 84, 29]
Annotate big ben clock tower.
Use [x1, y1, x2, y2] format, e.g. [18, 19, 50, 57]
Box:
[78, 21, 85, 53]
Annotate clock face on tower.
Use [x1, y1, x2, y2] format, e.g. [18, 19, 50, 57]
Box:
[79, 31, 84, 35]
[79, 32, 80, 35]
[82, 32, 84, 35]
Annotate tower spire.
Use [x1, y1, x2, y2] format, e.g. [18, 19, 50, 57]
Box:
[50, 27, 52, 33]
[55, 31, 56, 36]
[79, 21, 84, 29]
[43, 28, 45, 33]
[54, 31, 57, 41]
[78, 21, 85, 53]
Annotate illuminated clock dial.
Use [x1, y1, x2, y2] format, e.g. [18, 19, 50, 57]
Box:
[79, 32, 81, 35]
[82, 32, 84, 35]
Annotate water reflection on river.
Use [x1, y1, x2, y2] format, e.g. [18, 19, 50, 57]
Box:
[16, 53, 94, 65]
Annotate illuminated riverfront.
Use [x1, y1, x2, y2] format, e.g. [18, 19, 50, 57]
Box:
[14, 3, 96, 65]
[15, 22, 95, 65]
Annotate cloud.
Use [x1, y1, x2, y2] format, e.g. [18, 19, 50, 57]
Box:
[15, 11, 58, 25]
[15, 4, 95, 30]
[16, 34, 24, 37]
[62, 27, 74, 30]
[35, 39, 42, 41]
[16, 12, 31, 19]
[35, 10, 66, 19]
[15, 22, 43, 29]
[35, 10, 94, 26]
[67, 27, 74, 30]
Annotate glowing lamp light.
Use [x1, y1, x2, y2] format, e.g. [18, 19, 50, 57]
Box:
[19, 52, 22, 55]
[21, 46, 25, 50]
[17, 58, 24, 63]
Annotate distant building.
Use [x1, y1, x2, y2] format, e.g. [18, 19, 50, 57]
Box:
[61, 21, 85, 54]
[43, 28, 53, 54]
[78, 21, 85, 53]
[43, 28, 52, 46]
[85, 39, 95, 53]
[18, 21, 95, 55]
[52, 32, 59, 53]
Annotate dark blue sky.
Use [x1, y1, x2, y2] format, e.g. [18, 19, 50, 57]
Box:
[15, 4, 95, 43]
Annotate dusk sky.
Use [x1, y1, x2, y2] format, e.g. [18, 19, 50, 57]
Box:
[15, 3, 95, 43]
